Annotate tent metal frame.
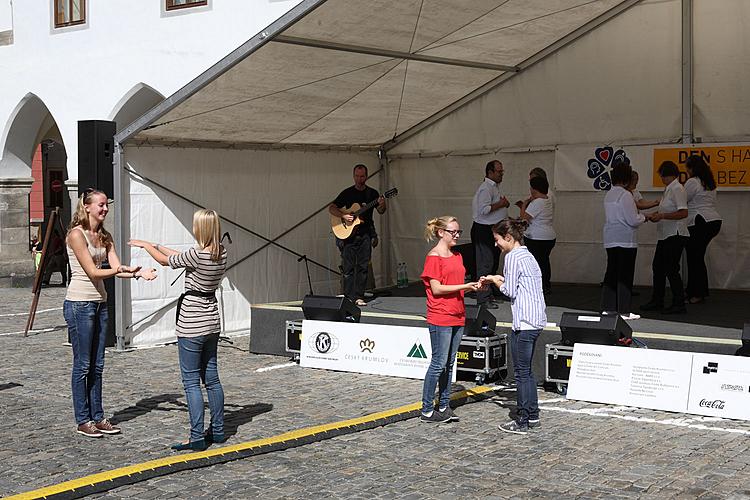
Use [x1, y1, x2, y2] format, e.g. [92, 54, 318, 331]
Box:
[383, 0, 645, 151]
[272, 35, 518, 73]
[111, 0, 668, 350]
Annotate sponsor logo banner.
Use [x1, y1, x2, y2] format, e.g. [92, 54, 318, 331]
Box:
[300, 320, 448, 380]
[567, 345, 750, 421]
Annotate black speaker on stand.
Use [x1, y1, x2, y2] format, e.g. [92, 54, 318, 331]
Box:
[559, 312, 632, 346]
[464, 303, 497, 336]
[302, 295, 361, 323]
[735, 323, 750, 356]
[78, 120, 117, 347]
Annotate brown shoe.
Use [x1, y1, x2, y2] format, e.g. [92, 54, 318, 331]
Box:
[77, 421, 103, 438]
[95, 418, 121, 435]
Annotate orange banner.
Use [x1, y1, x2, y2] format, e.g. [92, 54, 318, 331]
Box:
[652, 146, 750, 188]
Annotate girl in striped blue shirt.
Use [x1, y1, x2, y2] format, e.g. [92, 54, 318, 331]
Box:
[482, 218, 547, 435]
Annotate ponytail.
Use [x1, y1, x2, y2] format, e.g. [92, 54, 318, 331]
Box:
[492, 217, 528, 244]
[424, 216, 457, 242]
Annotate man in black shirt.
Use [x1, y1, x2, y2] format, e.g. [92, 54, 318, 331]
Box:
[329, 164, 386, 306]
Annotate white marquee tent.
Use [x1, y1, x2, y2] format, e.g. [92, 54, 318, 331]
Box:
[114, 0, 750, 347]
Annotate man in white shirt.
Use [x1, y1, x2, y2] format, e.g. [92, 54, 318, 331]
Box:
[471, 160, 509, 308]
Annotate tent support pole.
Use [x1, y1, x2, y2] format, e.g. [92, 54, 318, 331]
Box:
[114, 142, 126, 352]
[378, 148, 391, 286]
[681, 0, 693, 144]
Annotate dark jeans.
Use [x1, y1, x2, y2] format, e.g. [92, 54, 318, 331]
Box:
[601, 247, 637, 314]
[339, 233, 372, 301]
[525, 237, 555, 293]
[510, 329, 541, 425]
[64, 300, 108, 425]
[472, 222, 500, 303]
[178, 334, 224, 442]
[421, 325, 464, 413]
[651, 235, 687, 306]
[686, 215, 722, 299]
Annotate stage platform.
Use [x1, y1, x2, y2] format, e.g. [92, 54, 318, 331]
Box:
[250, 282, 748, 381]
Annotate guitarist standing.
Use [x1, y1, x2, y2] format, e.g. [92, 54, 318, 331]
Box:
[328, 164, 386, 306]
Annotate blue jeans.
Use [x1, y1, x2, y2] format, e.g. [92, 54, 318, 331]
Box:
[177, 334, 224, 441]
[510, 329, 542, 425]
[64, 300, 108, 425]
[421, 325, 463, 413]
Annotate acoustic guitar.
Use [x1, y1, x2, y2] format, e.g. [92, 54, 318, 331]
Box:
[331, 188, 398, 240]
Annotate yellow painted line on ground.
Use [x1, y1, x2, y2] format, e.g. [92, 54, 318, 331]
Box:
[8, 386, 495, 500]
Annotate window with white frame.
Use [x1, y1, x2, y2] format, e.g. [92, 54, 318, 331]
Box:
[166, 0, 207, 11]
[54, 0, 85, 28]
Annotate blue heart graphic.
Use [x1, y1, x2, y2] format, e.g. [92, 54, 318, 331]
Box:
[593, 172, 612, 191]
[587, 159, 606, 179]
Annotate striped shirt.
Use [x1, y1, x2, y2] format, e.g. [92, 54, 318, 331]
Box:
[169, 246, 227, 337]
[499, 246, 547, 330]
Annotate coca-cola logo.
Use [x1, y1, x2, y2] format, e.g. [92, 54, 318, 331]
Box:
[699, 399, 725, 410]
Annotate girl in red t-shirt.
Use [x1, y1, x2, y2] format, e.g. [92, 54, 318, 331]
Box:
[420, 216, 480, 423]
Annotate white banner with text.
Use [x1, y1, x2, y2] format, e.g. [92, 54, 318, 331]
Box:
[300, 320, 441, 380]
[567, 344, 750, 421]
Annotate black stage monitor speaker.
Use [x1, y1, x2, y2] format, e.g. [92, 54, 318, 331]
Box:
[78, 120, 116, 197]
[559, 312, 632, 346]
[736, 323, 750, 356]
[465, 304, 496, 336]
[302, 295, 361, 323]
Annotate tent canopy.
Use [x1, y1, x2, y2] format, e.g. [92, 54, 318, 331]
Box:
[120, 0, 630, 149]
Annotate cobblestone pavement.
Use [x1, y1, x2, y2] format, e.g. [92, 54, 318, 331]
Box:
[3, 288, 750, 499]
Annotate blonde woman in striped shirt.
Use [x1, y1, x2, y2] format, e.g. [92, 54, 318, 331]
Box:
[129, 209, 228, 451]
[481, 218, 546, 435]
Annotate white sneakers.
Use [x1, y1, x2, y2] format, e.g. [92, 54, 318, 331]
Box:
[620, 313, 641, 321]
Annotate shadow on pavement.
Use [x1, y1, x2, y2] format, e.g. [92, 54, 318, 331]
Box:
[111, 393, 187, 424]
[223, 402, 273, 438]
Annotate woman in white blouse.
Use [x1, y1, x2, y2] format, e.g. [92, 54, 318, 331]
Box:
[641, 161, 689, 314]
[683, 155, 721, 304]
[601, 161, 646, 320]
[517, 176, 555, 294]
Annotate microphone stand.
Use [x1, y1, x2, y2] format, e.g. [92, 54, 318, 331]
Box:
[298, 254, 314, 295]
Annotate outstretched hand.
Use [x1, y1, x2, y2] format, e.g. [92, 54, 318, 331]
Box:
[138, 268, 158, 281]
[120, 264, 141, 274]
[128, 239, 150, 248]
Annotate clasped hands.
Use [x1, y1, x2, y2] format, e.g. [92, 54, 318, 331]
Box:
[465, 274, 504, 292]
[645, 212, 663, 222]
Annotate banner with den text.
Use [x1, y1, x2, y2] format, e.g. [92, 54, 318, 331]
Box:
[555, 144, 750, 192]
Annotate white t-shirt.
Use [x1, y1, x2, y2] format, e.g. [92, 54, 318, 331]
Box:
[525, 197, 556, 240]
[656, 178, 689, 240]
[684, 177, 721, 226]
[632, 189, 643, 203]
[603, 186, 646, 248]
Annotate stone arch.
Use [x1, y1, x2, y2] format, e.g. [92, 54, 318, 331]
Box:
[109, 83, 165, 133]
[0, 93, 69, 283]
[0, 93, 62, 178]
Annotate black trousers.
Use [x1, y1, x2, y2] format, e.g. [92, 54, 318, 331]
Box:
[601, 247, 637, 314]
[339, 233, 371, 301]
[525, 237, 555, 293]
[686, 215, 722, 299]
[471, 222, 500, 303]
[651, 235, 687, 306]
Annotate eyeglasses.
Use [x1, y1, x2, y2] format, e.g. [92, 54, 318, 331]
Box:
[443, 229, 463, 238]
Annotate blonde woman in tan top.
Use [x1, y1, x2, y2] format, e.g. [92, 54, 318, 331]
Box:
[64, 189, 156, 438]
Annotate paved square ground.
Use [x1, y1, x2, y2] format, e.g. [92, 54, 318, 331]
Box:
[2, 288, 750, 499]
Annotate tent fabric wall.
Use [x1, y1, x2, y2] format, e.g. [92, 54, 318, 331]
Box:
[122, 145, 378, 346]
